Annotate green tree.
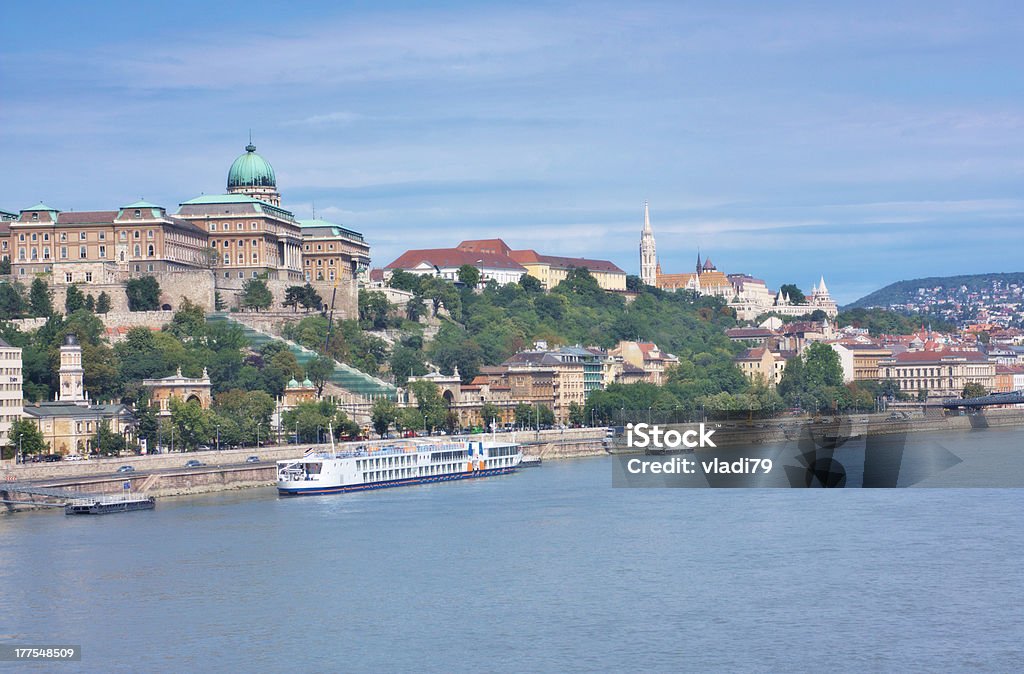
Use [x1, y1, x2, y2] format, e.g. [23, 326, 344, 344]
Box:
[567, 401, 585, 426]
[29, 278, 54, 317]
[408, 380, 448, 431]
[371, 398, 397, 437]
[306, 355, 336, 397]
[0, 281, 27, 319]
[241, 277, 273, 312]
[168, 398, 215, 450]
[84, 294, 96, 312]
[457, 264, 481, 288]
[479, 402, 502, 429]
[64, 284, 86, 313]
[387, 269, 422, 293]
[125, 276, 161, 311]
[212, 389, 275, 445]
[300, 283, 323, 311]
[93, 421, 127, 456]
[389, 346, 427, 386]
[95, 291, 111, 314]
[214, 291, 226, 311]
[0, 258, 10, 275]
[518, 274, 543, 293]
[283, 285, 306, 312]
[9, 419, 47, 458]
[396, 407, 426, 433]
[281, 400, 338, 443]
[962, 382, 988, 399]
[803, 343, 844, 389]
[358, 290, 391, 329]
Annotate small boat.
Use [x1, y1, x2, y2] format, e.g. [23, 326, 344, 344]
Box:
[520, 455, 542, 467]
[65, 496, 156, 515]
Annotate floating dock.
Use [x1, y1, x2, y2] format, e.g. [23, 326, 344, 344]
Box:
[0, 482, 156, 515]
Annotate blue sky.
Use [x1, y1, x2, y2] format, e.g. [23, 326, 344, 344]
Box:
[3, 0, 1023, 303]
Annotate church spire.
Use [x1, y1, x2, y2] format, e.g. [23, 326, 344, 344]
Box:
[696, 249, 702, 275]
[639, 201, 658, 287]
[643, 201, 652, 232]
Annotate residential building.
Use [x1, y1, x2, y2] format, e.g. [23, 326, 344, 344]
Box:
[876, 351, 996, 398]
[0, 338, 23, 448]
[608, 340, 679, 385]
[734, 347, 794, 388]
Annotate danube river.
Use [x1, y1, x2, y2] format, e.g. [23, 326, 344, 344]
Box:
[2, 428, 1023, 672]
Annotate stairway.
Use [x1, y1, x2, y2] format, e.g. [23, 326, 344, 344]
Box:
[206, 313, 398, 400]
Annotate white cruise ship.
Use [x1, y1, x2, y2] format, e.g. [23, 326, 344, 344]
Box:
[276, 438, 522, 495]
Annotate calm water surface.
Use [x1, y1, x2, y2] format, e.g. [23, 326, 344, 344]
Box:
[1, 430, 1022, 672]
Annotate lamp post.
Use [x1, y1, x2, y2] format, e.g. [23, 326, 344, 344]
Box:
[215, 424, 220, 452]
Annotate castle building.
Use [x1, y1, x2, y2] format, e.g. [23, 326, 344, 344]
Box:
[9, 201, 210, 284]
[299, 219, 371, 285]
[639, 202, 657, 287]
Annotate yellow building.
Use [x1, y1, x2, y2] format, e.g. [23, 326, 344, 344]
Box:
[734, 347, 793, 388]
[0, 337, 23, 448]
[141, 368, 213, 417]
[508, 249, 626, 291]
[299, 219, 371, 285]
[877, 350, 996, 398]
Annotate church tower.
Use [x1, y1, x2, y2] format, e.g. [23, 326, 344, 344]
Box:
[58, 334, 86, 404]
[639, 202, 658, 287]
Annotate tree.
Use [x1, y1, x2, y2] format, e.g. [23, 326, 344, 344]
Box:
[457, 264, 481, 288]
[306, 355, 335, 397]
[389, 346, 427, 386]
[65, 284, 86, 313]
[962, 382, 988, 399]
[779, 284, 806, 304]
[0, 281, 27, 319]
[371, 398, 397, 437]
[0, 258, 10, 275]
[396, 407, 425, 433]
[625, 274, 644, 292]
[387, 269, 422, 293]
[519, 274, 543, 293]
[479, 402, 502, 429]
[358, 290, 391, 329]
[84, 294, 96, 312]
[408, 380, 448, 431]
[167, 298, 207, 340]
[300, 283, 323, 311]
[241, 277, 273, 312]
[567, 401, 585, 426]
[95, 291, 111, 314]
[29, 278, 54, 317]
[8, 419, 47, 458]
[93, 421, 126, 456]
[803, 343, 844, 389]
[168, 398, 215, 451]
[214, 291, 226, 311]
[212, 389, 275, 445]
[283, 285, 306, 312]
[125, 276, 161, 311]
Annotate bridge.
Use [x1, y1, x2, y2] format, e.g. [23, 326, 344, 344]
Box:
[941, 391, 1024, 409]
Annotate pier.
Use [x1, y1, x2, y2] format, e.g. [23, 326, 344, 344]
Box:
[0, 482, 155, 515]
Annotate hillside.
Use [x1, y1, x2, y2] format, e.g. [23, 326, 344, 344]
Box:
[846, 272, 1024, 309]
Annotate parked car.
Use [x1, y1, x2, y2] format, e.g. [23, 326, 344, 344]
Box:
[197, 445, 211, 451]
[184, 459, 205, 468]
[65, 454, 84, 461]
[43, 454, 63, 462]
[245, 456, 260, 464]
[116, 465, 135, 473]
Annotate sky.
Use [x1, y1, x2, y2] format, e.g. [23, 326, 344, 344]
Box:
[2, 0, 1023, 304]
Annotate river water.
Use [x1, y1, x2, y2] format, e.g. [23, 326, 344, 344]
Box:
[1, 428, 1023, 672]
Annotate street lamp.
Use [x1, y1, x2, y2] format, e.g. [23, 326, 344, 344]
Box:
[215, 424, 220, 452]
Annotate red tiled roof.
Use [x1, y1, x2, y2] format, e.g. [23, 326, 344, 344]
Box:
[457, 239, 512, 256]
[385, 248, 526, 271]
[510, 249, 624, 274]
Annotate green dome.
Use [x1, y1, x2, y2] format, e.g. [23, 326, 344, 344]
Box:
[227, 143, 276, 189]
[287, 378, 300, 388]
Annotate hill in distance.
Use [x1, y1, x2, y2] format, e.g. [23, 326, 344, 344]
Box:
[846, 272, 1024, 309]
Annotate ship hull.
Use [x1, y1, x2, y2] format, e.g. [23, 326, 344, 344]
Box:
[278, 466, 518, 496]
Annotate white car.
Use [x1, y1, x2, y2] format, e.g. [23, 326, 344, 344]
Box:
[65, 454, 84, 461]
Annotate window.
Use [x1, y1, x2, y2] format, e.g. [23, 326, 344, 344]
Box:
[147, 230, 154, 239]
[329, 271, 335, 281]
[99, 245, 106, 258]
[252, 271, 258, 278]
[316, 260, 322, 266]
[135, 264, 140, 272]
[147, 244, 154, 257]
[237, 253, 244, 262]
[80, 232, 87, 240]
[210, 242, 217, 248]
[31, 233, 37, 242]
[329, 259, 335, 266]
[133, 230, 140, 239]
[252, 252, 258, 261]
[64, 272, 72, 283]
[79, 246, 87, 259]
[18, 234, 24, 242]
[134, 244, 141, 256]
[43, 247, 50, 260]
[316, 244, 322, 251]
[238, 271, 244, 278]
[119, 231, 127, 241]
[30, 249, 37, 260]
[251, 239, 257, 247]
[210, 223, 217, 231]
[223, 241, 229, 248]
[304, 259, 310, 266]
[237, 223, 243, 231]
[223, 254, 230, 265]
[98, 232, 105, 241]
[43, 233, 49, 242]
[251, 222, 257, 230]
[31, 213, 38, 221]
[134, 209, 142, 218]
[60, 232, 67, 242]
[223, 272, 230, 278]
[85, 272, 93, 282]
[148, 264, 154, 272]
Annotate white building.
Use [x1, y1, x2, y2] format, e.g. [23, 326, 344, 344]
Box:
[639, 202, 657, 287]
[0, 337, 23, 448]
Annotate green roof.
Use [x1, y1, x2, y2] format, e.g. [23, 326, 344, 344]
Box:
[227, 143, 276, 189]
[23, 202, 59, 212]
[299, 219, 364, 241]
[180, 194, 265, 206]
[123, 200, 163, 209]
